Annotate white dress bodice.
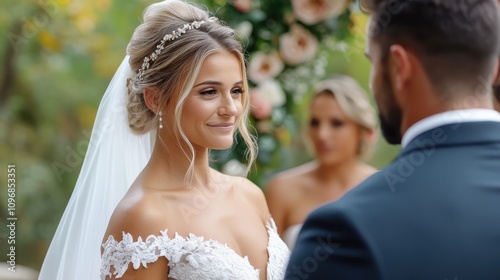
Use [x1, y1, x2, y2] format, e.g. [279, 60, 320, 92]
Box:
[100, 219, 290, 280]
[282, 224, 303, 250]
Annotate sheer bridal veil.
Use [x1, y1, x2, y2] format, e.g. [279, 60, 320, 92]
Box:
[39, 56, 153, 280]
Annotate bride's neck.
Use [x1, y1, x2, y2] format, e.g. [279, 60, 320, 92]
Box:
[145, 139, 213, 189]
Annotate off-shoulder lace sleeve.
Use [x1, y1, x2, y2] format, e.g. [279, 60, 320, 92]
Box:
[100, 230, 182, 279]
[101, 220, 289, 280]
[100, 230, 261, 280]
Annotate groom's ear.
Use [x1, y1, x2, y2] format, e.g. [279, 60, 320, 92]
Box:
[144, 87, 161, 114]
[493, 57, 500, 85]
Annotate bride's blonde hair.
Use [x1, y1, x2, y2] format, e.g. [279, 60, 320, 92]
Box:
[126, 0, 256, 177]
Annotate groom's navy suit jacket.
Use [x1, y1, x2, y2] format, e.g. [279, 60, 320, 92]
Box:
[285, 121, 500, 280]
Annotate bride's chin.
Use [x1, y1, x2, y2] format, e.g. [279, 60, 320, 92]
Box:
[211, 141, 234, 150]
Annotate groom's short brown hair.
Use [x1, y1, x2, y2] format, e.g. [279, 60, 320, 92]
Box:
[361, 0, 500, 94]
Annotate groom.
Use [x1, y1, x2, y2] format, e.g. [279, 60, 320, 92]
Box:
[285, 0, 500, 279]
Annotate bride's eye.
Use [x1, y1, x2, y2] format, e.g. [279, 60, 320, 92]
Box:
[231, 87, 244, 96]
[199, 89, 218, 96]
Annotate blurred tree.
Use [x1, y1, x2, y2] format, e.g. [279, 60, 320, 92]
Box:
[0, 0, 151, 270]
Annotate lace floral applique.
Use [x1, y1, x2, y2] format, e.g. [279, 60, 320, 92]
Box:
[266, 219, 291, 280]
[100, 218, 290, 280]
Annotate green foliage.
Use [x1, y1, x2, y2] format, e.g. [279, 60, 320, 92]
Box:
[0, 0, 149, 270]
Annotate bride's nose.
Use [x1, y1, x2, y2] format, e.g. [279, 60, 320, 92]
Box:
[218, 93, 238, 116]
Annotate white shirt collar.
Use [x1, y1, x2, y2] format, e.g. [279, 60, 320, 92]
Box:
[401, 109, 500, 148]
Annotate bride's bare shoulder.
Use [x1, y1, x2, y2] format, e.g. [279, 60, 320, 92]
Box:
[101, 186, 172, 279]
[222, 172, 270, 221]
[103, 186, 174, 244]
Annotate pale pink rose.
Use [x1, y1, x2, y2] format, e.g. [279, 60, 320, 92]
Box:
[250, 89, 273, 120]
[279, 24, 319, 65]
[248, 51, 285, 84]
[256, 80, 286, 107]
[292, 0, 348, 25]
[233, 0, 252, 13]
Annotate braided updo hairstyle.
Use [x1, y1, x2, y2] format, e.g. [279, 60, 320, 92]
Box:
[126, 0, 256, 176]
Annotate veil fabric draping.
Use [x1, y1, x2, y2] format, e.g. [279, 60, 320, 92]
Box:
[39, 56, 153, 280]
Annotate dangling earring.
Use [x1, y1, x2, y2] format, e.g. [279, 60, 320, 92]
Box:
[158, 111, 163, 129]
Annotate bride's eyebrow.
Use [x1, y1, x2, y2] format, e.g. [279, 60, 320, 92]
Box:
[194, 80, 222, 87]
[193, 80, 243, 88]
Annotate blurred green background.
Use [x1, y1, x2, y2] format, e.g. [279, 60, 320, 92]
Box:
[0, 0, 399, 271]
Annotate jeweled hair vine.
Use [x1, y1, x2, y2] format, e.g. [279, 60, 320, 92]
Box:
[137, 17, 218, 81]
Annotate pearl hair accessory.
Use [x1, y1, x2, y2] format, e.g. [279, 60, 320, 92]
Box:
[137, 17, 217, 81]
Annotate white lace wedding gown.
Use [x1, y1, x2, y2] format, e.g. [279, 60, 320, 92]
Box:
[100, 219, 290, 279]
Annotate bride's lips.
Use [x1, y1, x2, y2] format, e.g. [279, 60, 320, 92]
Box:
[207, 123, 234, 132]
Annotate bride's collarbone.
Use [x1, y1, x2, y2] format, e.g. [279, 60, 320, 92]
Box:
[122, 188, 271, 277]
[164, 211, 268, 243]
[156, 184, 254, 219]
[158, 207, 270, 258]
[140, 182, 270, 257]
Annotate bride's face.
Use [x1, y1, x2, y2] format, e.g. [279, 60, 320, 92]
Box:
[179, 51, 244, 150]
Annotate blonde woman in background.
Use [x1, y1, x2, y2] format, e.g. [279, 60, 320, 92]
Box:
[265, 75, 378, 250]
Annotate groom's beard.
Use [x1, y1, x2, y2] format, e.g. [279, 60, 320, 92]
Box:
[379, 111, 402, 145]
[378, 71, 403, 145]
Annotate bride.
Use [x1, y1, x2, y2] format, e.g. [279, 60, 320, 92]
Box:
[38, 1, 290, 279]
